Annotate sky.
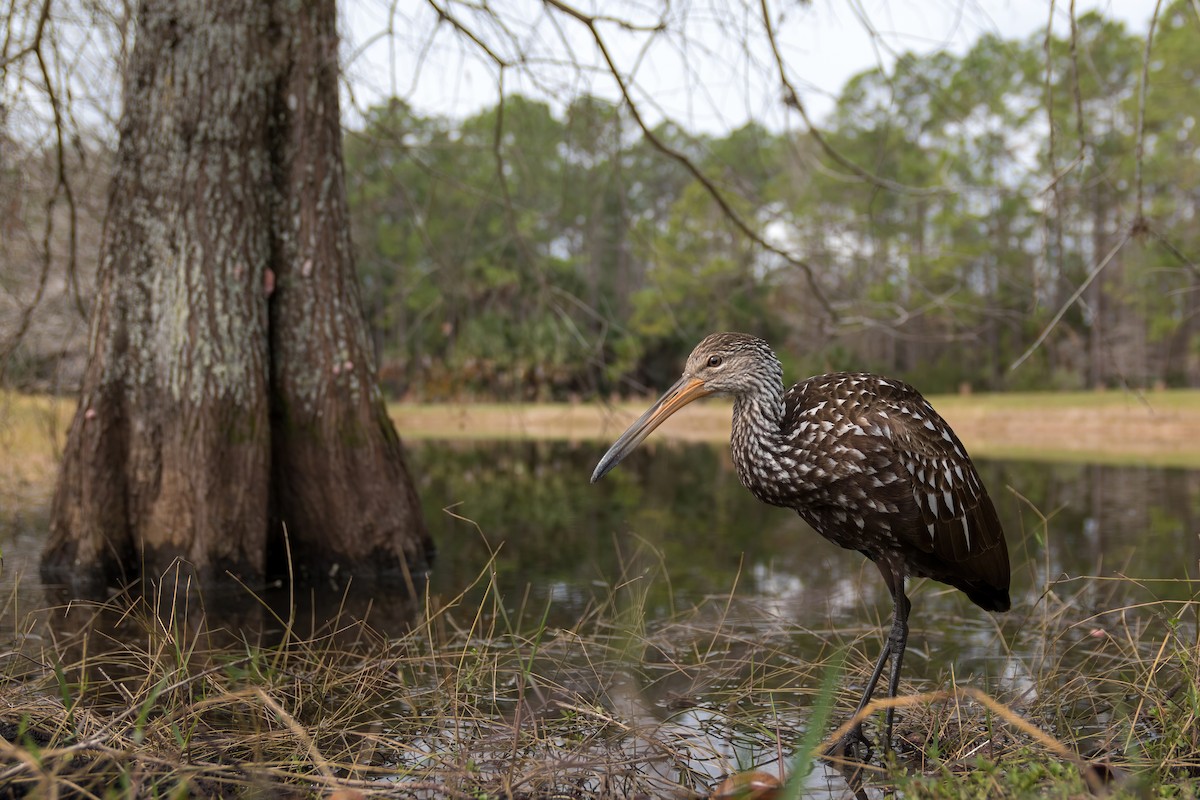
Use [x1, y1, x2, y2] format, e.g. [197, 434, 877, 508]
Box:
[340, 0, 1154, 133]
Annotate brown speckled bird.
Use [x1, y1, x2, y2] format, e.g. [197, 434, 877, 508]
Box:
[591, 332, 1010, 753]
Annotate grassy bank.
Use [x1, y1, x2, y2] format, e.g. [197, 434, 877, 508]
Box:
[5, 390, 1200, 483]
[389, 388, 1200, 467]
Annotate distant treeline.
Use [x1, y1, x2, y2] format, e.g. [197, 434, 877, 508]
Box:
[346, 5, 1197, 400]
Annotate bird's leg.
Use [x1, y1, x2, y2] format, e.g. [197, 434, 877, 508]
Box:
[850, 634, 892, 729]
[882, 589, 911, 752]
[826, 627, 893, 762]
[835, 576, 910, 758]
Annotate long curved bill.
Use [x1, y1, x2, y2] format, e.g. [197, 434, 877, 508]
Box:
[590, 375, 712, 483]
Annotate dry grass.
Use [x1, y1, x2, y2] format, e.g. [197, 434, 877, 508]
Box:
[0, 546, 1197, 799]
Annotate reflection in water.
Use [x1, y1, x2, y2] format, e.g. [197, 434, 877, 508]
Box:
[7, 442, 1195, 647]
[413, 441, 1200, 658]
[0, 441, 1197, 795]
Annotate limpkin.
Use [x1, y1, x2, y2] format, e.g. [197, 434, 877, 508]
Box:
[591, 332, 1010, 753]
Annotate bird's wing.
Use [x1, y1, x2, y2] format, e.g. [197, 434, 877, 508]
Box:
[877, 391, 1010, 597]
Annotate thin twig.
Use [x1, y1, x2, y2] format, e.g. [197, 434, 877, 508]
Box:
[1042, 0, 1067, 305]
[1147, 224, 1200, 279]
[0, 0, 84, 383]
[1133, 0, 1164, 224]
[1067, 0, 1088, 160]
[425, 0, 511, 68]
[1010, 229, 1131, 371]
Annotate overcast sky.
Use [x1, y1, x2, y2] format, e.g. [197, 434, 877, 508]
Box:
[341, 0, 1154, 133]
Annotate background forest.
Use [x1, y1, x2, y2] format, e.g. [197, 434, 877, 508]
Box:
[4, 2, 1199, 400]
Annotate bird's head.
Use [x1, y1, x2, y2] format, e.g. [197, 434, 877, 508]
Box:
[591, 332, 782, 483]
[681, 332, 783, 398]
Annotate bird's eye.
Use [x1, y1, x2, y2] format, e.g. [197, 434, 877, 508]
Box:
[707, 355, 723, 368]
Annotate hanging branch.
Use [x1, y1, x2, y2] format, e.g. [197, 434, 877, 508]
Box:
[1067, 0, 1089, 161]
[0, 0, 84, 383]
[542, 0, 837, 322]
[758, 0, 946, 199]
[1040, 0, 1068, 305]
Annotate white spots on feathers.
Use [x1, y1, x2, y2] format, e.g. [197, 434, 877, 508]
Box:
[723, 363, 991, 566]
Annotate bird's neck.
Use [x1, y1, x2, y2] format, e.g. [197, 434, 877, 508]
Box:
[732, 387, 785, 435]
[730, 382, 792, 505]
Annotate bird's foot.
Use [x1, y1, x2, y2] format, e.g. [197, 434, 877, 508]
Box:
[823, 722, 874, 764]
[824, 724, 873, 799]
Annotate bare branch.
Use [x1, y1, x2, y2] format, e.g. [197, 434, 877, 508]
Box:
[1, 0, 86, 382]
[1041, 0, 1067, 304]
[424, 0, 511, 68]
[1147, 223, 1200, 280]
[33, 0, 82, 315]
[1067, 0, 1088, 160]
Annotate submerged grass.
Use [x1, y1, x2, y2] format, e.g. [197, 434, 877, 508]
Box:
[0, 543, 1197, 799]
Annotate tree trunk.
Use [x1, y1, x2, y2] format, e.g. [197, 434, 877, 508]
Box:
[43, 0, 432, 595]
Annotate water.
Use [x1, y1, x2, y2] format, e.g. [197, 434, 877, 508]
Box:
[414, 440, 1200, 630]
[4, 441, 1198, 681]
[1, 442, 1198, 795]
[8, 443, 1195, 626]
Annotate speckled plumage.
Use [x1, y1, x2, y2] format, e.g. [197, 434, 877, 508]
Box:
[592, 332, 1011, 754]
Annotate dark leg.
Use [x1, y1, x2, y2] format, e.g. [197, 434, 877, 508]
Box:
[826, 605, 895, 762]
[882, 588, 911, 750]
[829, 575, 910, 759]
[852, 615, 895, 721]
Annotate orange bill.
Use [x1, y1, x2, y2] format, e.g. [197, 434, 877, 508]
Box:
[590, 375, 712, 483]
